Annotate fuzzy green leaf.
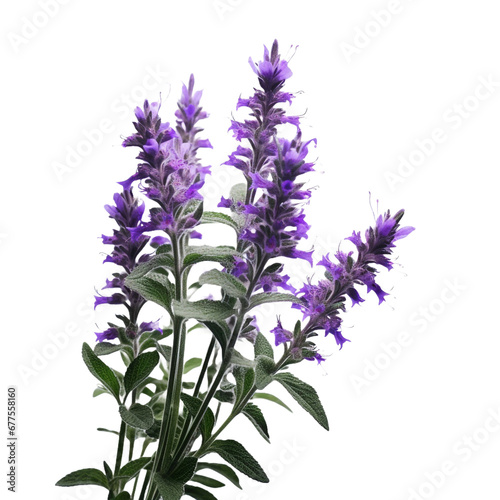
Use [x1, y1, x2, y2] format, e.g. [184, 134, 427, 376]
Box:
[249, 293, 304, 310]
[199, 269, 247, 298]
[127, 253, 174, 280]
[180, 393, 215, 443]
[154, 457, 198, 500]
[185, 485, 219, 499]
[94, 342, 133, 358]
[230, 350, 254, 368]
[124, 351, 160, 397]
[118, 457, 152, 481]
[184, 357, 203, 374]
[201, 321, 230, 353]
[252, 392, 292, 412]
[119, 404, 155, 430]
[113, 493, 131, 500]
[242, 403, 270, 442]
[274, 373, 329, 430]
[191, 474, 225, 488]
[125, 273, 173, 313]
[173, 300, 235, 321]
[184, 246, 241, 268]
[207, 440, 269, 483]
[196, 462, 241, 489]
[82, 343, 120, 403]
[56, 468, 108, 489]
[254, 355, 275, 390]
[233, 366, 255, 405]
[200, 211, 239, 231]
[254, 332, 274, 360]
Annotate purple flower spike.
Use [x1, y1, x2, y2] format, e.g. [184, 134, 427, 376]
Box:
[122, 77, 211, 239]
[293, 209, 413, 349]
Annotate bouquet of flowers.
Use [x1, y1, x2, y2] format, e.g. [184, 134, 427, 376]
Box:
[56, 40, 413, 500]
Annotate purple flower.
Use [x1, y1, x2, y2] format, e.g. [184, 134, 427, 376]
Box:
[305, 351, 326, 364]
[96, 188, 154, 342]
[122, 79, 211, 239]
[239, 134, 315, 264]
[139, 320, 161, 334]
[249, 40, 293, 92]
[271, 318, 293, 346]
[292, 209, 414, 350]
[95, 327, 119, 342]
[94, 293, 126, 309]
[220, 41, 315, 304]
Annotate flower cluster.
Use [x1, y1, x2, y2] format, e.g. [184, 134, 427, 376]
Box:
[219, 40, 314, 299]
[121, 76, 211, 240]
[273, 210, 414, 358]
[94, 188, 151, 341]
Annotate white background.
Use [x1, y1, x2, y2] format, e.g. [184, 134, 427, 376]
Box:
[2, 1, 500, 499]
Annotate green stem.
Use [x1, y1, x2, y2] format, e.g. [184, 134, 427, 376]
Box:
[114, 420, 127, 476]
[196, 345, 293, 457]
[144, 235, 186, 500]
[169, 311, 246, 467]
[137, 470, 151, 500]
[193, 338, 215, 398]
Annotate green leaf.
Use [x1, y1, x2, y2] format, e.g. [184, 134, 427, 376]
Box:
[196, 462, 242, 489]
[118, 457, 152, 481]
[119, 403, 155, 430]
[180, 393, 215, 443]
[154, 457, 198, 500]
[242, 403, 270, 442]
[139, 329, 172, 353]
[127, 253, 174, 280]
[125, 273, 173, 313]
[173, 300, 235, 321]
[183, 246, 241, 268]
[185, 485, 219, 500]
[201, 321, 230, 354]
[97, 427, 120, 436]
[113, 493, 131, 500]
[103, 461, 113, 482]
[145, 419, 161, 439]
[232, 366, 255, 405]
[184, 357, 203, 374]
[201, 211, 239, 231]
[214, 384, 235, 404]
[249, 293, 304, 310]
[252, 392, 292, 412]
[229, 183, 247, 203]
[93, 386, 110, 398]
[230, 350, 254, 368]
[199, 269, 247, 298]
[94, 342, 133, 358]
[155, 342, 172, 363]
[207, 440, 269, 483]
[82, 343, 120, 403]
[191, 474, 225, 488]
[124, 351, 160, 397]
[154, 474, 184, 500]
[274, 373, 329, 430]
[56, 468, 109, 489]
[254, 332, 274, 360]
[254, 355, 275, 390]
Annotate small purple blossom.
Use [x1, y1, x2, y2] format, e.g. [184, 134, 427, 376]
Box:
[270, 318, 293, 346]
[95, 327, 119, 342]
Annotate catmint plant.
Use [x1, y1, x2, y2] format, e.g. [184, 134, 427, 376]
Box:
[56, 41, 414, 500]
